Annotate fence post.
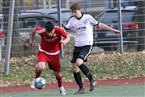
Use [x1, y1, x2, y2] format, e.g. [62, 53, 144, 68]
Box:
[57, 0, 64, 58]
[117, 0, 124, 54]
[4, 0, 15, 75]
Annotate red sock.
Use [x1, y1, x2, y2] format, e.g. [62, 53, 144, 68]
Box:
[35, 68, 42, 78]
[56, 76, 62, 87]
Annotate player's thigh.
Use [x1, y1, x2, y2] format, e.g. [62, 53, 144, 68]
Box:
[78, 45, 92, 61]
[36, 51, 47, 69]
[48, 54, 61, 72]
[71, 47, 81, 63]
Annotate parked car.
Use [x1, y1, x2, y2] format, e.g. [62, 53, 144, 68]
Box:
[0, 14, 4, 46]
[0, 12, 77, 45]
[0, 13, 59, 38]
[19, 8, 72, 24]
[93, 6, 138, 50]
[48, 9, 72, 24]
[0, 14, 3, 33]
[18, 13, 59, 38]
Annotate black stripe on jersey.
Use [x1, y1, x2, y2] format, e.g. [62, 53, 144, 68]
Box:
[66, 16, 73, 25]
[64, 16, 74, 30]
[94, 22, 99, 26]
[64, 26, 69, 30]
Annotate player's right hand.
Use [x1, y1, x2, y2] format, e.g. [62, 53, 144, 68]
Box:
[29, 39, 35, 46]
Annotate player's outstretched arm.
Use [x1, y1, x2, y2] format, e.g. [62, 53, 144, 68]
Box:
[97, 23, 122, 36]
[60, 34, 70, 45]
[29, 29, 36, 46]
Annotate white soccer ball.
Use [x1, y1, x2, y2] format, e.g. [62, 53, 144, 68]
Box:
[35, 77, 46, 89]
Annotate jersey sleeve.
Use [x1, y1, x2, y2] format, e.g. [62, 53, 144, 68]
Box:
[34, 27, 45, 35]
[89, 15, 99, 26]
[55, 26, 68, 38]
[64, 19, 72, 30]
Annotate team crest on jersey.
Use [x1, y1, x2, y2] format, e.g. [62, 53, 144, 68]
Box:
[53, 33, 56, 37]
[84, 19, 89, 24]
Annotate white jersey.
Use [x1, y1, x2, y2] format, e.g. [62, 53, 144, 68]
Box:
[65, 14, 99, 46]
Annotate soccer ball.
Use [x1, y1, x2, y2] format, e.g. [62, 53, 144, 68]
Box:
[35, 77, 46, 89]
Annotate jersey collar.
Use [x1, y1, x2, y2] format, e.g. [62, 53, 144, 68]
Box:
[76, 13, 83, 20]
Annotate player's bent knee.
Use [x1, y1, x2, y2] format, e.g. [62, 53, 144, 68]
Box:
[76, 58, 83, 66]
[36, 62, 46, 70]
[72, 64, 80, 72]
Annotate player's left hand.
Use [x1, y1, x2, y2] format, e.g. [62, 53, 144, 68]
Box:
[29, 39, 35, 46]
[114, 30, 122, 36]
[60, 40, 67, 45]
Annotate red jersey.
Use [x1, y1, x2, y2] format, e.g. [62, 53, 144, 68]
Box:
[34, 26, 67, 55]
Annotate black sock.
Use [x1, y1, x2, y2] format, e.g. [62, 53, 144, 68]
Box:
[79, 64, 93, 82]
[73, 72, 83, 89]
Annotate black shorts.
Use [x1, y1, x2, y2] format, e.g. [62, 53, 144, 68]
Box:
[71, 45, 93, 63]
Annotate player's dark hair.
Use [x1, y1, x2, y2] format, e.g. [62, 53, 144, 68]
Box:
[70, 3, 81, 11]
[45, 21, 54, 32]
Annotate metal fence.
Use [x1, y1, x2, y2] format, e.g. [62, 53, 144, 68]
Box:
[0, 0, 145, 74]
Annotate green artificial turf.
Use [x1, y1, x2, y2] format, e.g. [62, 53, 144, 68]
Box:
[1, 84, 145, 97]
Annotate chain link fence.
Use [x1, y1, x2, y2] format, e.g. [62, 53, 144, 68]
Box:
[1, 0, 145, 61]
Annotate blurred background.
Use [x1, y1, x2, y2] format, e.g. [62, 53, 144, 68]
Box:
[0, 0, 145, 60]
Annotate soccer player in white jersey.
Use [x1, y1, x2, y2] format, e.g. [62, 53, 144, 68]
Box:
[64, 3, 121, 94]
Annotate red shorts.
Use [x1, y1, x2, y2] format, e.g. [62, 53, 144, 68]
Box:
[37, 51, 61, 72]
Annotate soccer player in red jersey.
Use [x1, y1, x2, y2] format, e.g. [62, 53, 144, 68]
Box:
[29, 21, 70, 95]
